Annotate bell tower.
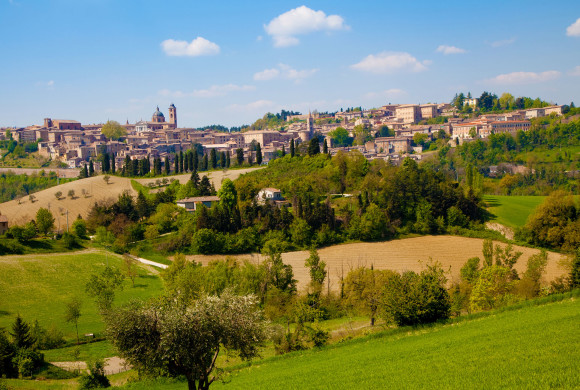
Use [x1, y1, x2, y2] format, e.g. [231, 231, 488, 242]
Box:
[168, 103, 177, 128]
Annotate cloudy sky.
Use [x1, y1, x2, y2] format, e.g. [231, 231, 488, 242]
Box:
[1, 0, 579, 128]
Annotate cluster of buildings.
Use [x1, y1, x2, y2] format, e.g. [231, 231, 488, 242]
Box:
[0, 102, 566, 170]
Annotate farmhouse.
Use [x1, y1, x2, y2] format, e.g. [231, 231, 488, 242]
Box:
[256, 188, 284, 205]
[176, 196, 220, 213]
[0, 214, 8, 235]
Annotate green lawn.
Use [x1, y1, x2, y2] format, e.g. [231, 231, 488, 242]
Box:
[484, 195, 547, 228]
[0, 250, 164, 341]
[118, 295, 580, 390]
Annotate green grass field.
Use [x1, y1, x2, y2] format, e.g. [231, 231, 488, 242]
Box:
[484, 195, 546, 228]
[0, 250, 164, 341]
[118, 295, 580, 390]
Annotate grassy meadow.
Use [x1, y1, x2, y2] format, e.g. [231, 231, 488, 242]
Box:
[484, 194, 546, 228]
[0, 250, 164, 340]
[117, 294, 580, 389]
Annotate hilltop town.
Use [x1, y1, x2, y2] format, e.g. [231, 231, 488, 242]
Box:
[0, 95, 569, 172]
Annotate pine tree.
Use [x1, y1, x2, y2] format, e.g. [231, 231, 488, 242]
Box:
[11, 315, 35, 349]
[190, 169, 200, 188]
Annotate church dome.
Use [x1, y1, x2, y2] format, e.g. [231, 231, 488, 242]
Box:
[153, 106, 164, 117]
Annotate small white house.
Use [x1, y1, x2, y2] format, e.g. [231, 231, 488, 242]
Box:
[176, 196, 220, 213]
[256, 188, 284, 204]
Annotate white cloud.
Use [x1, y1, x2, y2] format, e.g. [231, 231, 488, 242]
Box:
[488, 37, 516, 47]
[228, 100, 276, 111]
[487, 70, 561, 84]
[158, 84, 254, 99]
[365, 88, 406, 99]
[566, 18, 580, 37]
[436, 45, 466, 55]
[253, 63, 318, 82]
[569, 66, 580, 76]
[351, 52, 429, 74]
[253, 68, 280, 81]
[161, 37, 220, 57]
[47, 80, 54, 87]
[264, 6, 349, 47]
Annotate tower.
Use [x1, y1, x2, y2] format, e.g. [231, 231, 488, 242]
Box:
[168, 103, 177, 128]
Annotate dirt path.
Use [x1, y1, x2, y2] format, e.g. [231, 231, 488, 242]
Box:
[51, 356, 129, 375]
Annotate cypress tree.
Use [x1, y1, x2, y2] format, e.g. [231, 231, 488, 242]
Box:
[174, 154, 179, 173]
[220, 151, 226, 168]
[89, 160, 95, 176]
[102, 152, 110, 173]
[323, 139, 328, 154]
[290, 139, 295, 157]
[256, 143, 263, 165]
[203, 153, 209, 171]
[193, 152, 199, 171]
[179, 151, 184, 173]
[226, 153, 231, 168]
[111, 153, 116, 173]
[281, 145, 286, 157]
[210, 149, 217, 169]
[164, 156, 170, 175]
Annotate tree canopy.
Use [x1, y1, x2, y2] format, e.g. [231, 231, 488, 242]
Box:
[101, 120, 127, 140]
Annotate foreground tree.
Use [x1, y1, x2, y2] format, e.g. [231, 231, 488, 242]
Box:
[105, 292, 268, 390]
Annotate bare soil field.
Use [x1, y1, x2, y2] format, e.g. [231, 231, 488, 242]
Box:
[187, 236, 570, 292]
[0, 167, 263, 226]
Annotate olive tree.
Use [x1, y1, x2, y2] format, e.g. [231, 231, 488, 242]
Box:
[105, 292, 268, 390]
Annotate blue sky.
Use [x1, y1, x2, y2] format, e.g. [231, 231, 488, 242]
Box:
[1, 0, 579, 128]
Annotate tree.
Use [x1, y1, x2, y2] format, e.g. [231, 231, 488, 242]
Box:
[256, 143, 263, 165]
[290, 139, 295, 157]
[68, 189, 75, 199]
[307, 138, 320, 156]
[28, 194, 36, 203]
[78, 359, 110, 389]
[54, 191, 62, 200]
[210, 149, 217, 169]
[236, 148, 244, 166]
[35, 208, 55, 236]
[103, 175, 110, 185]
[344, 267, 394, 326]
[164, 156, 170, 175]
[323, 139, 328, 154]
[10, 315, 35, 350]
[89, 161, 95, 177]
[328, 127, 350, 147]
[85, 266, 124, 312]
[72, 218, 88, 239]
[382, 263, 451, 326]
[105, 292, 268, 390]
[101, 120, 127, 140]
[123, 255, 138, 287]
[64, 297, 82, 345]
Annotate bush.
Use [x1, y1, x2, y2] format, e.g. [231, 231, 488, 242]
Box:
[382, 263, 451, 326]
[62, 232, 78, 249]
[78, 359, 110, 389]
[191, 229, 225, 254]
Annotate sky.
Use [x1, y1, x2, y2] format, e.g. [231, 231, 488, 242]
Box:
[1, 0, 579, 128]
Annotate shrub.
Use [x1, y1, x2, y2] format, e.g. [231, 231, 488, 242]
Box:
[78, 359, 110, 389]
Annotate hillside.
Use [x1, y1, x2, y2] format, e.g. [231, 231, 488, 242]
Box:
[187, 236, 569, 292]
[0, 167, 263, 226]
[210, 296, 580, 389]
[0, 250, 164, 338]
